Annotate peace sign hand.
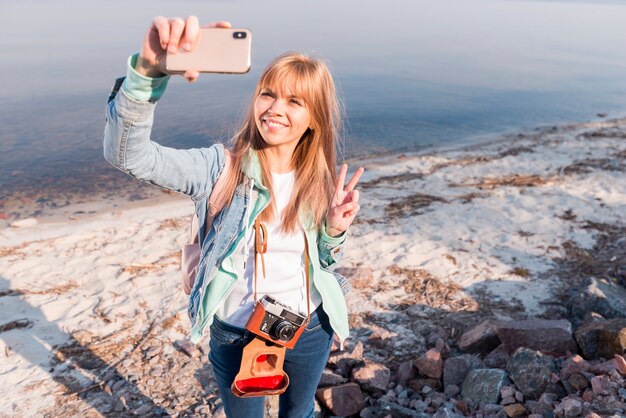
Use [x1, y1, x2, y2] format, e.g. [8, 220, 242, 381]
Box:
[325, 164, 365, 237]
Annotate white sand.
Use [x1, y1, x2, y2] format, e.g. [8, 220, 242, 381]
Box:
[1, 117, 625, 416]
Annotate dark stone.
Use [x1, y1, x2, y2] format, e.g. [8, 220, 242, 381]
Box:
[461, 369, 510, 405]
[506, 347, 557, 400]
[443, 354, 483, 388]
[395, 359, 418, 386]
[315, 383, 364, 416]
[484, 345, 510, 369]
[574, 318, 626, 360]
[496, 319, 577, 355]
[458, 319, 501, 354]
[568, 277, 626, 324]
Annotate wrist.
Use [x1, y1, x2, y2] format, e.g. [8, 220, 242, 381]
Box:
[134, 55, 166, 78]
[325, 225, 343, 238]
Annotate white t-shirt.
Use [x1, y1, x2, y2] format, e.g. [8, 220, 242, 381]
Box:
[216, 171, 322, 327]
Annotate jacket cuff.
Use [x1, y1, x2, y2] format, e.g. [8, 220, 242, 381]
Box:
[321, 223, 347, 246]
[122, 53, 170, 102]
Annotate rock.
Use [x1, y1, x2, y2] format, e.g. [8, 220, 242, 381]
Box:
[502, 403, 526, 417]
[368, 328, 395, 349]
[414, 348, 443, 379]
[615, 354, 626, 376]
[395, 360, 418, 386]
[443, 354, 483, 388]
[133, 403, 153, 415]
[444, 384, 460, 398]
[458, 319, 501, 354]
[328, 341, 364, 376]
[427, 391, 446, 409]
[335, 267, 373, 290]
[318, 369, 347, 387]
[352, 360, 391, 392]
[506, 347, 557, 400]
[525, 400, 553, 416]
[173, 339, 201, 359]
[568, 277, 626, 324]
[501, 396, 516, 405]
[590, 375, 611, 396]
[538, 392, 559, 406]
[461, 368, 510, 405]
[433, 407, 464, 418]
[574, 318, 626, 359]
[377, 399, 432, 417]
[567, 373, 589, 391]
[496, 318, 577, 354]
[146, 345, 162, 358]
[598, 320, 626, 359]
[500, 385, 515, 399]
[316, 383, 365, 416]
[10, 218, 38, 228]
[588, 358, 618, 374]
[559, 354, 589, 380]
[484, 345, 510, 369]
[408, 378, 439, 393]
[554, 396, 583, 418]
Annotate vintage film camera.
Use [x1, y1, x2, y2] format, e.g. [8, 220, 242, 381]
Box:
[245, 295, 307, 349]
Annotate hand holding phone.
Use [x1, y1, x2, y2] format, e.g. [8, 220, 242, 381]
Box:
[136, 16, 234, 82]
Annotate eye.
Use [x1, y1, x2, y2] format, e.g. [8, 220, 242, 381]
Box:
[260, 90, 274, 98]
[289, 98, 303, 106]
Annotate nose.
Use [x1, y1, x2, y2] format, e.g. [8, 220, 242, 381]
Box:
[267, 98, 286, 115]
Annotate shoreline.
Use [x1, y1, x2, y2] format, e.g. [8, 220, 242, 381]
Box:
[1, 114, 625, 416]
[1, 112, 618, 229]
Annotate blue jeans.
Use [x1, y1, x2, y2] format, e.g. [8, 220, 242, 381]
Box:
[208, 306, 334, 418]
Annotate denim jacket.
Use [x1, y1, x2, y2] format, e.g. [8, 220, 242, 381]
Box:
[103, 75, 351, 343]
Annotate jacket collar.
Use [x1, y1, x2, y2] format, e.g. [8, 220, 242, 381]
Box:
[242, 149, 267, 191]
[242, 148, 315, 230]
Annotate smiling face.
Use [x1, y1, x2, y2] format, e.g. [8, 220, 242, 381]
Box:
[254, 84, 311, 151]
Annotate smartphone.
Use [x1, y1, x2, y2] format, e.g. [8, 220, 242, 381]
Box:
[165, 28, 252, 74]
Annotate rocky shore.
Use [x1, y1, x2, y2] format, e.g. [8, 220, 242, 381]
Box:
[1, 116, 625, 417]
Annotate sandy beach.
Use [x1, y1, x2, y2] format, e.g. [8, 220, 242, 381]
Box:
[1, 116, 625, 417]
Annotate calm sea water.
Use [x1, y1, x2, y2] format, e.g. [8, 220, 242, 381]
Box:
[2, 0, 626, 211]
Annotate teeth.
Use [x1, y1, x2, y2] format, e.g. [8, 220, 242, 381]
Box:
[265, 120, 286, 128]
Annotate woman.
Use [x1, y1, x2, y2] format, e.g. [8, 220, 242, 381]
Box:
[104, 16, 363, 418]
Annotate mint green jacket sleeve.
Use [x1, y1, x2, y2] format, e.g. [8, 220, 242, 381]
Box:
[318, 225, 347, 269]
[122, 53, 170, 103]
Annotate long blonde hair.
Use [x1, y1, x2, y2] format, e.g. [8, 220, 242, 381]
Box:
[222, 52, 342, 233]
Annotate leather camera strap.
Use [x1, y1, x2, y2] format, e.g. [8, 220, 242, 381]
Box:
[253, 218, 311, 324]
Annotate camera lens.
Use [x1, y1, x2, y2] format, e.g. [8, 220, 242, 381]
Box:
[272, 321, 295, 342]
[233, 31, 247, 39]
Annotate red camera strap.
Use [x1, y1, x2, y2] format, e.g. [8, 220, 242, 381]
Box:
[253, 218, 311, 324]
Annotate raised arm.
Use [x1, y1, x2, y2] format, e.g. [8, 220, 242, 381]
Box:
[103, 16, 232, 200]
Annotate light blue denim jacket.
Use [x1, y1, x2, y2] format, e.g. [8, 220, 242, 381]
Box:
[103, 56, 351, 343]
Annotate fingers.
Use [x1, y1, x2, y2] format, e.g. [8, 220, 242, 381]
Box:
[345, 167, 364, 192]
[152, 16, 171, 50]
[203, 20, 232, 29]
[350, 190, 360, 204]
[335, 164, 364, 197]
[333, 201, 360, 218]
[335, 164, 347, 196]
[167, 17, 186, 53]
[183, 70, 200, 83]
[181, 15, 200, 51]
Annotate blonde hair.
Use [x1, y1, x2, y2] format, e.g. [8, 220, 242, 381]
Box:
[222, 52, 342, 233]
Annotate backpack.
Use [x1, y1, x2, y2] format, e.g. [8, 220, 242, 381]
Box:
[181, 153, 231, 294]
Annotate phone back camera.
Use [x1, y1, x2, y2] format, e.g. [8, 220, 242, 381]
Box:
[233, 31, 247, 39]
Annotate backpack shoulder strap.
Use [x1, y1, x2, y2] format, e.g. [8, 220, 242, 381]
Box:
[190, 149, 233, 244]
